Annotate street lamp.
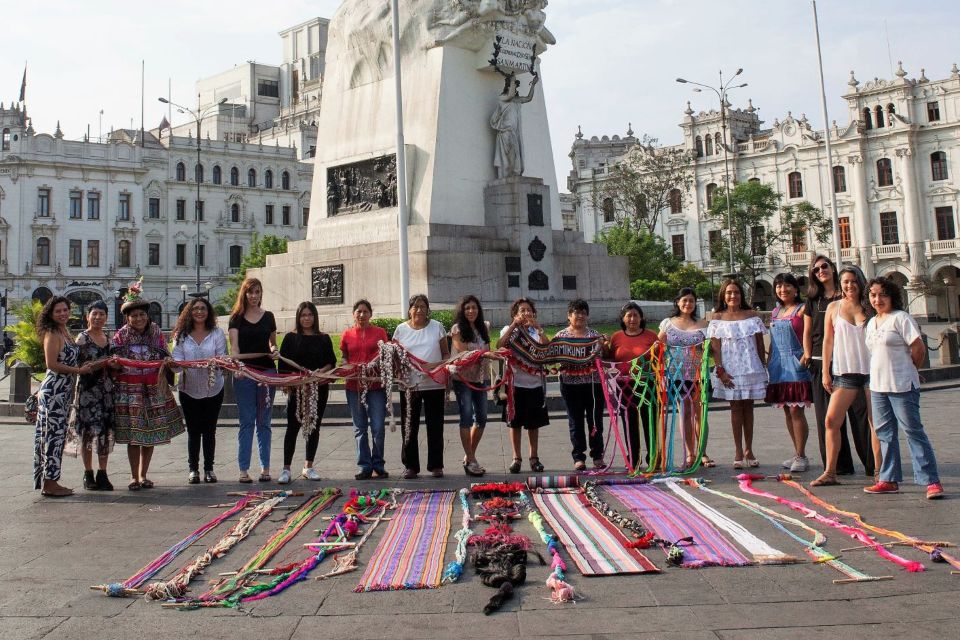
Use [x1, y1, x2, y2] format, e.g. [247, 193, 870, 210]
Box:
[158, 95, 228, 295]
[677, 69, 748, 274]
[180, 283, 189, 308]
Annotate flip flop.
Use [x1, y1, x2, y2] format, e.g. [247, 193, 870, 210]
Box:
[733, 460, 745, 469]
[747, 458, 760, 468]
[40, 490, 73, 498]
[127, 480, 141, 491]
[139, 479, 154, 489]
[701, 456, 717, 468]
[810, 475, 841, 487]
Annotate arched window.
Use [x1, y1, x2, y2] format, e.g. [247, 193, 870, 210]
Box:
[695, 136, 703, 158]
[706, 183, 718, 208]
[230, 167, 239, 186]
[281, 171, 291, 190]
[194, 163, 204, 183]
[31, 287, 53, 304]
[601, 197, 615, 223]
[862, 108, 873, 130]
[886, 103, 896, 122]
[877, 158, 893, 187]
[874, 105, 885, 129]
[931, 151, 949, 181]
[247, 168, 257, 187]
[36, 237, 51, 266]
[264, 170, 273, 189]
[212, 165, 222, 185]
[714, 132, 722, 155]
[748, 177, 760, 183]
[118, 240, 131, 268]
[704, 135, 713, 156]
[832, 165, 847, 193]
[668, 188, 682, 214]
[788, 171, 803, 198]
[231, 203, 240, 222]
[1, 128, 10, 151]
[175, 162, 186, 181]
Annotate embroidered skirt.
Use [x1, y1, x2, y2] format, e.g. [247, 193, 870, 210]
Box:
[114, 376, 185, 446]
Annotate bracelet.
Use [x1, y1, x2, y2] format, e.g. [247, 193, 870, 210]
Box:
[714, 365, 725, 376]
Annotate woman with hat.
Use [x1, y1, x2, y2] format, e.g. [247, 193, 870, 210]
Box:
[112, 281, 185, 490]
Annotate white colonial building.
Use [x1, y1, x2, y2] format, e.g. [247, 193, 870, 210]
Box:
[569, 63, 960, 319]
[0, 103, 310, 328]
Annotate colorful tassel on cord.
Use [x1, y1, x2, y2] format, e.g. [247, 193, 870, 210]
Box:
[442, 489, 473, 584]
[523, 494, 575, 603]
[737, 474, 924, 573]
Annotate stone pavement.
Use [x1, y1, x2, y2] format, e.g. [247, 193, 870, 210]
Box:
[0, 387, 958, 640]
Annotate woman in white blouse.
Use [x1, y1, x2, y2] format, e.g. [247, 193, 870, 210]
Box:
[171, 298, 227, 484]
[863, 277, 943, 499]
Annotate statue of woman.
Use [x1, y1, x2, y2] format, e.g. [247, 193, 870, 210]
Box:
[490, 71, 539, 179]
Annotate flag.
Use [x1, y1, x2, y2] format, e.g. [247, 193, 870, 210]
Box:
[18, 65, 26, 102]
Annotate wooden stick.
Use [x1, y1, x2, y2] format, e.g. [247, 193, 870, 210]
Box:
[832, 575, 894, 585]
[839, 541, 911, 552]
[951, 571, 960, 575]
[89, 585, 140, 596]
[304, 541, 356, 548]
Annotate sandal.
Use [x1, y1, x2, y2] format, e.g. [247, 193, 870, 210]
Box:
[258, 473, 272, 483]
[701, 456, 716, 468]
[139, 479, 154, 489]
[529, 457, 544, 473]
[810, 473, 841, 487]
[733, 460, 745, 469]
[238, 473, 253, 484]
[508, 458, 522, 474]
[127, 480, 141, 491]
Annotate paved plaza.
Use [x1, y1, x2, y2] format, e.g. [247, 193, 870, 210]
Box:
[1, 386, 958, 640]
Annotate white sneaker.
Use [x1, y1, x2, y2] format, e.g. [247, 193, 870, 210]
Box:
[782, 456, 797, 469]
[790, 456, 809, 473]
[301, 467, 322, 481]
[277, 468, 292, 484]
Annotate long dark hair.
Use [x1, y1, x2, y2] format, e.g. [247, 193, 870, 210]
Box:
[295, 301, 320, 334]
[173, 297, 216, 343]
[715, 279, 750, 312]
[669, 287, 698, 320]
[453, 295, 489, 344]
[839, 265, 869, 311]
[806, 254, 839, 300]
[867, 276, 905, 311]
[36, 296, 71, 338]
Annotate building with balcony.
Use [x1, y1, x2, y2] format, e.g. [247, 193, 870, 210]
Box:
[569, 63, 960, 319]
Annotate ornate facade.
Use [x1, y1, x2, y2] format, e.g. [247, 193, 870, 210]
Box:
[569, 63, 960, 319]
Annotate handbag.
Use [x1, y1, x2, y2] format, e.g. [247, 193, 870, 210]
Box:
[24, 391, 39, 424]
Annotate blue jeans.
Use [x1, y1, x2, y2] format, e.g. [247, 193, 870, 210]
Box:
[872, 387, 940, 485]
[452, 380, 488, 429]
[234, 377, 276, 472]
[347, 388, 387, 473]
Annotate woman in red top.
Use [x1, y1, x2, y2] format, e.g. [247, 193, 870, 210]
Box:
[341, 299, 389, 480]
[603, 302, 659, 470]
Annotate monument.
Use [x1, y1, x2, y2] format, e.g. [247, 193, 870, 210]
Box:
[253, 0, 628, 330]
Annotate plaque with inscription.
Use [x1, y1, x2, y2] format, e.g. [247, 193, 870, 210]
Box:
[312, 265, 344, 305]
[528, 270, 548, 291]
[527, 193, 543, 226]
[326, 155, 397, 216]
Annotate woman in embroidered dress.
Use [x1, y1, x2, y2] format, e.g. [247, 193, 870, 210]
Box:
[556, 298, 605, 471]
[497, 297, 549, 473]
[603, 302, 659, 471]
[72, 301, 118, 491]
[393, 294, 450, 479]
[708, 279, 767, 468]
[802, 255, 873, 477]
[657, 288, 712, 469]
[113, 291, 184, 491]
[341, 299, 389, 480]
[34, 297, 92, 497]
[171, 297, 227, 484]
[276, 301, 336, 485]
[765, 274, 812, 473]
[228, 277, 279, 484]
[811, 265, 878, 487]
[451, 295, 492, 477]
[863, 276, 943, 499]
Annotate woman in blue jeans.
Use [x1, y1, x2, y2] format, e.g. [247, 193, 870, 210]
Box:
[228, 277, 278, 483]
[340, 299, 389, 480]
[864, 277, 943, 499]
[450, 295, 491, 477]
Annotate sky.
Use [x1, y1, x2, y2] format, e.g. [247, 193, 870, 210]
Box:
[2, 0, 957, 188]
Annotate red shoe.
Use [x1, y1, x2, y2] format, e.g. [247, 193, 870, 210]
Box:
[926, 483, 944, 500]
[864, 481, 899, 494]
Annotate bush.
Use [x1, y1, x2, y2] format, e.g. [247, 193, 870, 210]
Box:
[429, 310, 454, 331]
[5, 300, 45, 373]
[629, 279, 673, 301]
[371, 310, 454, 337]
[371, 317, 403, 337]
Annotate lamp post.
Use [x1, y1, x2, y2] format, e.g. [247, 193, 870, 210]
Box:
[180, 283, 189, 312]
[676, 70, 748, 275]
[158, 95, 227, 294]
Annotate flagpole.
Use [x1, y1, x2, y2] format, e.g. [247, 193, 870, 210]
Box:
[391, 0, 410, 311]
[141, 60, 145, 147]
[812, 0, 843, 271]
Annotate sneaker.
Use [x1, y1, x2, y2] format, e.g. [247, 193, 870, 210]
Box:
[301, 467, 322, 481]
[277, 469, 292, 485]
[373, 469, 390, 479]
[782, 456, 797, 469]
[790, 456, 809, 473]
[926, 483, 945, 500]
[574, 460, 586, 472]
[864, 481, 899, 494]
[402, 468, 418, 480]
[355, 469, 373, 481]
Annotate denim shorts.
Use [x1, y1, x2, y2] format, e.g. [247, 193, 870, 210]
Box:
[832, 373, 869, 389]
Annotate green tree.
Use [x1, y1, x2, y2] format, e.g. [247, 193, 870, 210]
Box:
[218, 234, 288, 310]
[5, 300, 45, 373]
[596, 222, 681, 282]
[707, 181, 831, 300]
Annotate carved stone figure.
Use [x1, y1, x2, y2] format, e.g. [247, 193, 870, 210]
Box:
[490, 64, 539, 179]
